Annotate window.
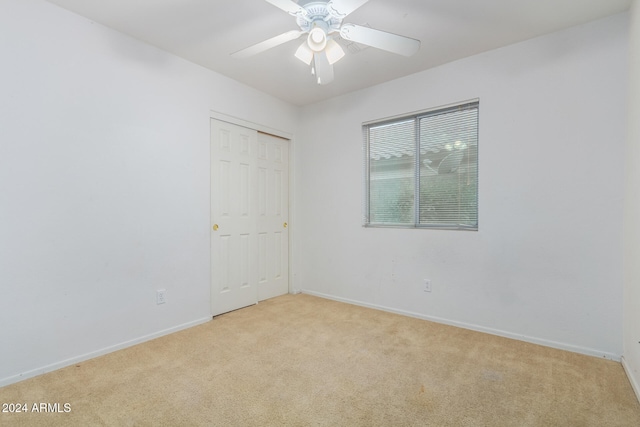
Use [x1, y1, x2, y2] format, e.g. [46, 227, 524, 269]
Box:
[363, 100, 479, 230]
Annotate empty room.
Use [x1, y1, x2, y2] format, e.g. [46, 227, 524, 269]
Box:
[1, 0, 640, 425]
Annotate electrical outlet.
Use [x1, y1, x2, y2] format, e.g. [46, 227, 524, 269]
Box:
[156, 289, 166, 305]
[423, 279, 432, 293]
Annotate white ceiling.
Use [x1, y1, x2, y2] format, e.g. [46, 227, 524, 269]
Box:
[46, 0, 631, 106]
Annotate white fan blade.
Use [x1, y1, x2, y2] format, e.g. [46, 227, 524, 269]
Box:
[265, 0, 307, 17]
[232, 30, 305, 59]
[327, 0, 369, 18]
[314, 52, 334, 85]
[340, 23, 420, 56]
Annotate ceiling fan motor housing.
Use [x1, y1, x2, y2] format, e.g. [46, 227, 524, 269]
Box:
[296, 2, 343, 35]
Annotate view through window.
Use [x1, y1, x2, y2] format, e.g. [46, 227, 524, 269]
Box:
[364, 101, 479, 230]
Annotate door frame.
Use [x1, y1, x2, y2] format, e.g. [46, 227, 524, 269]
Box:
[209, 111, 297, 314]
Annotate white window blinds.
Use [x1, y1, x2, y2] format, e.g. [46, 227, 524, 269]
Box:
[364, 101, 479, 230]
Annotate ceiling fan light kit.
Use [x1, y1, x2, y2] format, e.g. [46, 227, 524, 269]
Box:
[232, 0, 420, 85]
[294, 42, 314, 64]
[307, 26, 328, 51]
[325, 39, 345, 64]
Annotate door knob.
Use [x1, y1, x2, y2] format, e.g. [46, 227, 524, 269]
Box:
[213, 224, 219, 231]
[283, 222, 288, 228]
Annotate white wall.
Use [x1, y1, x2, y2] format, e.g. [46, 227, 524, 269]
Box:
[623, 0, 640, 400]
[295, 13, 628, 359]
[0, 0, 297, 386]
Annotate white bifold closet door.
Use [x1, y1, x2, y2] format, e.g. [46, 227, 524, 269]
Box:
[210, 119, 289, 316]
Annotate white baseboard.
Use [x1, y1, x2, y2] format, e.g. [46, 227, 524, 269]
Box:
[302, 290, 621, 361]
[0, 316, 211, 388]
[622, 356, 640, 404]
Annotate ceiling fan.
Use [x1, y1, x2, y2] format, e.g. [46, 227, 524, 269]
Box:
[231, 0, 421, 85]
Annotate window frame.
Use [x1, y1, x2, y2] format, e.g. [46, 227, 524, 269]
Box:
[363, 99, 479, 231]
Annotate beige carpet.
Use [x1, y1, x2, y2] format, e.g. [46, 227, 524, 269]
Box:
[1, 293, 639, 426]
